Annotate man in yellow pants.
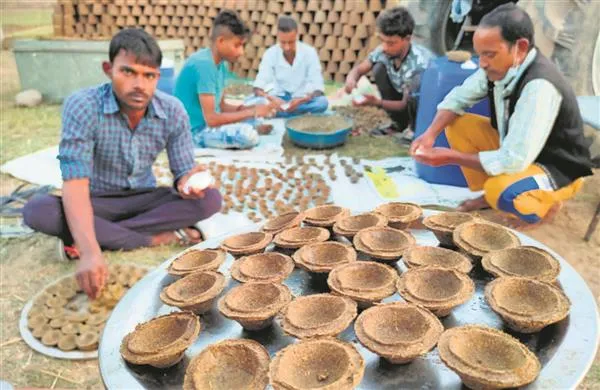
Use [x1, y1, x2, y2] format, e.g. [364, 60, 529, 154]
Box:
[411, 4, 593, 226]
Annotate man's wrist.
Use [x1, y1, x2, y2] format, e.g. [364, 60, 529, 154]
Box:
[79, 243, 101, 258]
[446, 149, 465, 165]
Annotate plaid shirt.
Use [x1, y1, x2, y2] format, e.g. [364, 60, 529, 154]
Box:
[58, 83, 195, 193]
[368, 43, 434, 95]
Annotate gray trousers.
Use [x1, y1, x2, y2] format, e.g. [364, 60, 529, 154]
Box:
[23, 187, 222, 250]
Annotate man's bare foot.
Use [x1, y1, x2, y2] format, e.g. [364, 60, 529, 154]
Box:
[151, 227, 203, 246]
[456, 195, 490, 212]
[498, 202, 563, 231]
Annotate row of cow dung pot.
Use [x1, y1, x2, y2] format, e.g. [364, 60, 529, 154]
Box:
[119, 203, 570, 389]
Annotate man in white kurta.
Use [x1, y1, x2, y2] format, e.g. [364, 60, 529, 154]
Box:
[248, 16, 328, 117]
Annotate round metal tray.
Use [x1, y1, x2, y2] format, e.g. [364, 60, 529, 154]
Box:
[19, 274, 98, 360]
[99, 212, 599, 389]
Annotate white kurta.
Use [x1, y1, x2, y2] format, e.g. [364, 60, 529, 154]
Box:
[253, 41, 325, 98]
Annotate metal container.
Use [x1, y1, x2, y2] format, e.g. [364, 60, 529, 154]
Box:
[13, 39, 185, 103]
[285, 114, 353, 149]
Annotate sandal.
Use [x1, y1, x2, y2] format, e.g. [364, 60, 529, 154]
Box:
[0, 184, 52, 217]
[174, 227, 204, 246]
[57, 239, 80, 261]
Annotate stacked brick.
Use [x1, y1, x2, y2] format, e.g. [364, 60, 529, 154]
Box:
[53, 0, 394, 82]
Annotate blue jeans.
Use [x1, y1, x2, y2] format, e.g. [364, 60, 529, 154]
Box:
[245, 92, 329, 118]
[192, 122, 259, 149]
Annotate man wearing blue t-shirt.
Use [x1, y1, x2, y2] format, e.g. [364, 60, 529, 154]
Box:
[174, 10, 276, 149]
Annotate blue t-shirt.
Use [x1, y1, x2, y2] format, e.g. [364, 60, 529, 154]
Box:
[174, 48, 228, 132]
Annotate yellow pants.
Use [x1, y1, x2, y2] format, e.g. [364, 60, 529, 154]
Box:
[445, 114, 584, 223]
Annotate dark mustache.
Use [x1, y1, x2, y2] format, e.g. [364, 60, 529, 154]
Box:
[127, 91, 148, 99]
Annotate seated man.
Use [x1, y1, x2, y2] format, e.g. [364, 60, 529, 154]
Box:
[411, 4, 593, 226]
[23, 29, 222, 298]
[174, 10, 276, 149]
[344, 6, 434, 134]
[249, 15, 328, 117]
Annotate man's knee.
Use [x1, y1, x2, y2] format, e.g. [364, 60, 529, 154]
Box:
[372, 62, 403, 102]
[22, 194, 63, 233]
[483, 175, 542, 223]
[187, 188, 223, 221]
[229, 125, 259, 149]
[202, 188, 223, 216]
[200, 124, 259, 149]
[310, 95, 328, 113]
[372, 62, 387, 85]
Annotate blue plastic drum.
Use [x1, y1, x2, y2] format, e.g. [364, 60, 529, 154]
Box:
[414, 56, 491, 187]
[157, 58, 175, 95]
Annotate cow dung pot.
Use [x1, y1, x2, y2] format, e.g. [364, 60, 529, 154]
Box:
[485, 277, 571, 333]
[183, 339, 269, 390]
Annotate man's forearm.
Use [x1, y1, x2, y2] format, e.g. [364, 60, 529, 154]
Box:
[346, 66, 362, 84]
[62, 179, 101, 256]
[426, 109, 460, 139]
[221, 100, 244, 113]
[449, 150, 485, 172]
[206, 108, 254, 127]
[253, 87, 267, 97]
[380, 98, 407, 112]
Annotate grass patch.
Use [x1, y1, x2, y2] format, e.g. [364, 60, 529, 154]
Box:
[0, 104, 61, 164]
[0, 9, 53, 27]
[6, 25, 54, 38]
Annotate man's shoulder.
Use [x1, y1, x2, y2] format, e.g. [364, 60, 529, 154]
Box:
[298, 41, 317, 54]
[368, 45, 385, 62]
[264, 44, 279, 55]
[410, 43, 435, 63]
[63, 83, 107, 114]
[152, 89, 188, 119]
[184, 48, 214, 68]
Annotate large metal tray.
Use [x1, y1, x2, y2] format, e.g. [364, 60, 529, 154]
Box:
[99, 214, 599, 389]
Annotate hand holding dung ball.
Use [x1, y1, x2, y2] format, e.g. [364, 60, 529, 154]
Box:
[179, 168, 214, 199]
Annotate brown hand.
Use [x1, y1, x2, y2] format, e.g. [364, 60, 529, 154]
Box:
[76, 251, 108, 299]
[177, 165, 209, 199]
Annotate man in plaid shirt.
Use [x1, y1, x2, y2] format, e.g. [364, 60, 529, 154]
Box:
[23, 29, 222, 298]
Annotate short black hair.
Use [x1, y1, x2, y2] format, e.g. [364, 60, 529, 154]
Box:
[479, 3, 535, 47]
[277, 15, 297, 33]
[376, 6, 414, 38]
[109, 28, 162, 68]
[211, 9, 250, 41]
